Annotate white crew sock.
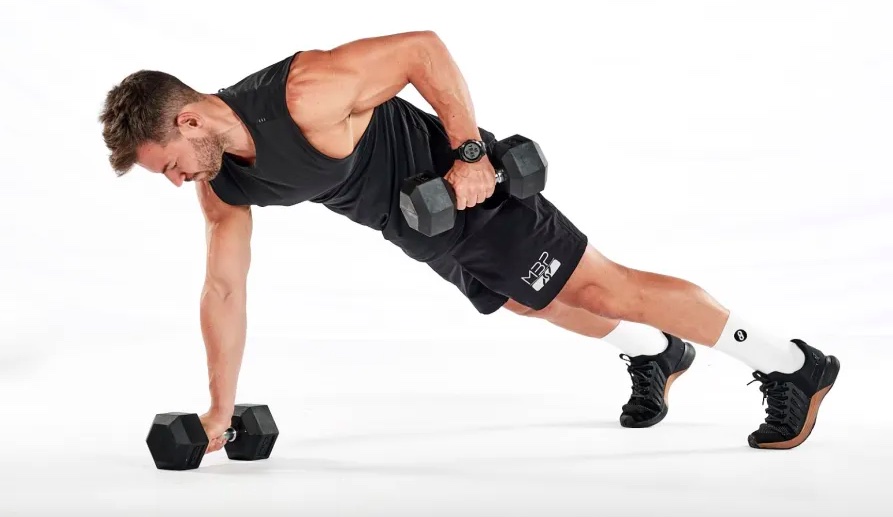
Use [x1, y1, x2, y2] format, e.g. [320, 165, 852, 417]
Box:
[601, 321, 670, 357]
[712, 312, 805, 374]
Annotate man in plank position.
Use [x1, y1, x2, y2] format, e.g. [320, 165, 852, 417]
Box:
[99, 31, 839, 453]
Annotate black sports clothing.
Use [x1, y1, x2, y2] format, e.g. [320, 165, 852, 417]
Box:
[209, 52, 588, 312]
[211, 51, 477, 262]
[212, 53, 362, 209]
[426, 194, 587, 313]
[747, 339, 840, 449]
[618, 334, 696, 428]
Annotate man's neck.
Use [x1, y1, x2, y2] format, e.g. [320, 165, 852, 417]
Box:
[205, 94, 256, 161]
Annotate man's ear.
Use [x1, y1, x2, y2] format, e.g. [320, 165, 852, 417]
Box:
[176, 111, 203, 135]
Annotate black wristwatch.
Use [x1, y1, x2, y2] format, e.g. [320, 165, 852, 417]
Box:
[453, 139, 486, 163]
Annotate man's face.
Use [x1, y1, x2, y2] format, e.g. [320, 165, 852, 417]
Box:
[137, 132, 225, 187]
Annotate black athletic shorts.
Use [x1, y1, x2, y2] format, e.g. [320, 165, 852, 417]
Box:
[425, 192, 588, 314]
[377, 111, 589, 315]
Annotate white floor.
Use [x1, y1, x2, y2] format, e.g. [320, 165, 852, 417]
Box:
[3, 333, 887, 516]
[2, 1, 891, 515]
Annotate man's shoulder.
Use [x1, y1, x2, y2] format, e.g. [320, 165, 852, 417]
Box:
[205, 160, 253, 208]
[217, 52, 302, 97]
[195, 180, 250, 222]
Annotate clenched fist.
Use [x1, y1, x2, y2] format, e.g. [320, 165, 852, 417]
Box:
[443, 157, 497, 210]
[200, 410, 233, 454]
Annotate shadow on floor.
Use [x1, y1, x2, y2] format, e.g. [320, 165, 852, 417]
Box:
[288, 419, 724, 448]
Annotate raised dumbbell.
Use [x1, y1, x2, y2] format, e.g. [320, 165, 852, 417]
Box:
[399, 134, 548, 237]
[146, 404, 279, 471]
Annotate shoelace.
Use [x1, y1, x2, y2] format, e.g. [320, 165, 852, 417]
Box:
[748, 372, 792, 429]
[620, 354, 658, 401]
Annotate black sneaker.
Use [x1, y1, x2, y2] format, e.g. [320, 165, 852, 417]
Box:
[619, 333, 696, 428]
[747, 339, 840, 449]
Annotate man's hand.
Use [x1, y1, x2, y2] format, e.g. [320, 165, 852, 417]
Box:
[443, 156, 497, 210]
[200, 410, 233, 454]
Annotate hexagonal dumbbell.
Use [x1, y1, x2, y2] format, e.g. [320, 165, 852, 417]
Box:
[146, 404, 279, 471]
[399, 134, 548, 237]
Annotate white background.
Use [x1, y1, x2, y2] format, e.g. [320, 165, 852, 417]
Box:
[1, 1, 890, 515]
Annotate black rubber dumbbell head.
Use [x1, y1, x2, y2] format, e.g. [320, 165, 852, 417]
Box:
[225, 404, 279, 461]
[491, 135, 547, 199]
[146, 412, 209, 471]
[399, 171, 457, 237]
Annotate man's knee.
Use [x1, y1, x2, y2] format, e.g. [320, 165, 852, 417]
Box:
[565, 284, 636, 320]
[556, 252, 642, 321]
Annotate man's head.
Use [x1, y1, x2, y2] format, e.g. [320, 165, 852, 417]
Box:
[99, 70, 227, 186]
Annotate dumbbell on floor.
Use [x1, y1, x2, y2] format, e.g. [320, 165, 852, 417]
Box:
[146, 404, 279, 471]
[400, 134, 548, 237]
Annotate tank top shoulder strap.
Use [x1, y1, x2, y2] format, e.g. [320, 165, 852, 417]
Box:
[215, 52, 301, 128]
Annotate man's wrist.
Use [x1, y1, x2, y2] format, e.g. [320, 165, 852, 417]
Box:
[209, 408, 234, 420]
[209, 400, 235, 415]
[448, 129, 483, 150]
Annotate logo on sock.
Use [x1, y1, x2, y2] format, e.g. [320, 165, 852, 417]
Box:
[735, 329, 748, 342]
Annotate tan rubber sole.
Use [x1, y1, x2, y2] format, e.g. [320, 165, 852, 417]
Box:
[663, 369, 687, 405]
[753, 384, 834, 449]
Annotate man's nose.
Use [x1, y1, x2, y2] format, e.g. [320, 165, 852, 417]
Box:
[165, 171, 184, 187]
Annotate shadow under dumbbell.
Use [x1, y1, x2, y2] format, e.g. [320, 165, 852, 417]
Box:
[189, 419, 736, 477]
[190, 444, 750, 480]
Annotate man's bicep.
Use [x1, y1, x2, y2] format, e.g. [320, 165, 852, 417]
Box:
[293, 31, 436, 121]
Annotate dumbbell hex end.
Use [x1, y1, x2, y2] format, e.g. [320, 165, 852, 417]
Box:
[146, 412, 209, 471]
[492, 135, 548, 199]
[225, 404, 280, 461]
[399, 172, 457, 237]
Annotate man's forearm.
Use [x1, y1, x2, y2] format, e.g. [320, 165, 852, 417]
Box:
[409, 34, 482, 148]
[200, 285, 247, 413]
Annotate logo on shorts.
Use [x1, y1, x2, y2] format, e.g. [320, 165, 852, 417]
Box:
[522, 251, 562, 291]
[735, 329, 748, 342]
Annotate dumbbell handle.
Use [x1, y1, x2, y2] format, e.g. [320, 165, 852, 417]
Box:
[221, 427, 237, 442]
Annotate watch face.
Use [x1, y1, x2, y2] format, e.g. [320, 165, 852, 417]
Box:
[461, 141, 483, 161]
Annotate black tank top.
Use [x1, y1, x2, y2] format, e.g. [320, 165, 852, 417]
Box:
[210, 52, 479, 261]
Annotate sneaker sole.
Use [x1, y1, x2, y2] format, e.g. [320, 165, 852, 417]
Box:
[748, 355, 841, 450]
[621, 342, 697, 428]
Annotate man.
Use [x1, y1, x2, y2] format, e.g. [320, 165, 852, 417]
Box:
[99, 31, 839, 454]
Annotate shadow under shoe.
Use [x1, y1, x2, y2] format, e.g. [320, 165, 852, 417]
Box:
[619, 333, 696, 428]
[747, 339, 840, 450]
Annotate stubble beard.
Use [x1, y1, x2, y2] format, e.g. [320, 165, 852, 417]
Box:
[189, 135, 226, 181]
